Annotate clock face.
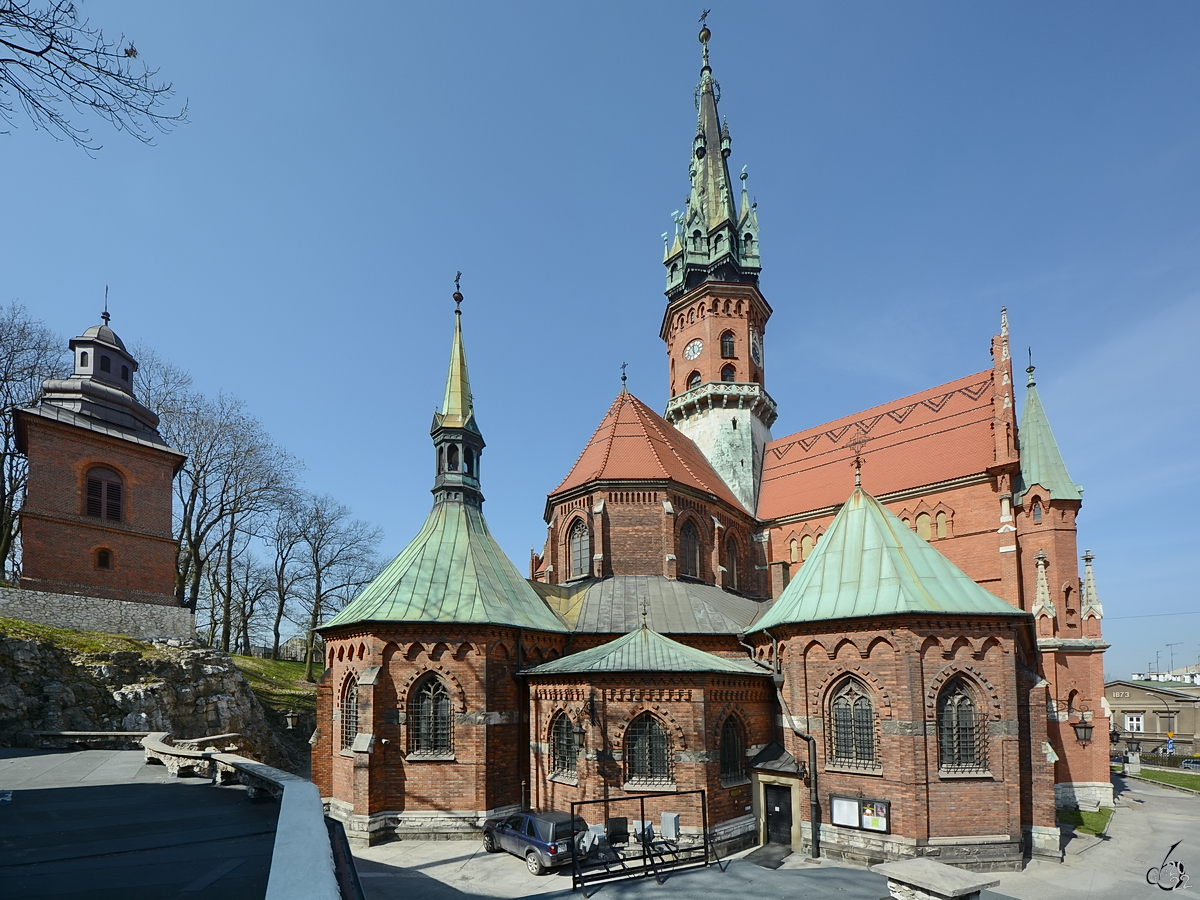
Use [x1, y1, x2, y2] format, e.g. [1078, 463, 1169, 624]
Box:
[751, 329, 763, 365]
[683, 339, 704, 361]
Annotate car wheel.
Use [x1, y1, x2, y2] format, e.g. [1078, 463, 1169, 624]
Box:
[483, 831, 497, 853]
[526, 850, 546, 876]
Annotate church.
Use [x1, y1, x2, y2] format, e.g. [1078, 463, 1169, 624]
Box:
[313, 25, 1109, 870]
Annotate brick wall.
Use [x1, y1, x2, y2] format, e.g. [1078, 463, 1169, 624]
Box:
[0, 586, 193, 639]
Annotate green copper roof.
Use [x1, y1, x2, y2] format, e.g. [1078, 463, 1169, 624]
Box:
[435, 310, 478, 433]
[751, 487, 1025, 631]
[521, 625, 763, 676]
[1015, 370, 1080, 502]
[322, 499, 567, 633]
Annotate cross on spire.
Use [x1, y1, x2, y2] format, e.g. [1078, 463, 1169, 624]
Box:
[847, 428, 870, 488]
[101, 285, 110, 325]
[620, 361, 628, 393]
[453, 271, 463, 314]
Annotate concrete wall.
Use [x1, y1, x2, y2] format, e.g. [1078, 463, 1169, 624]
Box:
[0, 585, 193, 639]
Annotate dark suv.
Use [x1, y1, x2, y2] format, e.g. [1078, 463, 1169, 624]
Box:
[482, 810, 588, 875]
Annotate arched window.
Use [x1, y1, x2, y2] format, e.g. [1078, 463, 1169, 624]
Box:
[723, 300, 731, 314]
[411, 676, 453, 755]
[688, 309, 695, 324]
[446, 444, 459, 471]
[340, 677, 358, 750]
[121, 365, 130, 381]
[86, 467, 123, 521]
[626, 714, 671, 783]
[95, 548, 112, 570]
[713, 234, 724, 253]
[679, 520, 701, 579]
[80, 351, 89, 367]
[790, 539, 798, 563]
[687, 371, 701, 390]
[569, 519, 590, 578]
[670, 263, 678, 279]
[464, 447, 474, 476]
[1033, 501, 1042, 524]
[725, 538, 738, 590]
[550, 712, 578, 775]
[938, 679, 984, 771]
[916, 512, 932, 540]
[800, 534, 814, 561]
[100, 355, 111, 372]
[721, 332, 735, 358]
[744, 233, 754, 252]
[830, 679, 876, 765]
[936, 511, 948, 539]
[720, 716, 744, 782]
[721, 365, 736, 382]
[437, 447, 444, 473]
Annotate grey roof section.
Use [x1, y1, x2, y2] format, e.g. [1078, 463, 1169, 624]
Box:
[16, 403, 178, 454]
[749, 741, 801, 774]
[520, 625, 768, 677]
[77, 323, 128, 352]
[533, 575, 771, 635]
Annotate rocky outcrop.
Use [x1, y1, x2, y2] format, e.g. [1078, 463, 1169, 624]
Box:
[0, 636, 296, 770]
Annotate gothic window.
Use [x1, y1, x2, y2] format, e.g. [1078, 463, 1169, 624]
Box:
[830, 679, 876, 766]
[691, 230, 702, 251]
[446, 444, 459, 471]
[464, 447, 474, 476]
[679, 520, 701, 579]
[724, 300, 731, 314]
[85, 467, 123, 521]
[790, 539, 798, 563]
[687, 371, 701, 390]
[80, 351, 89, 367]
[569, 519, 590, 578]
[550, 712, 577, 775]
[626, 714, 671, 784]
[100, 355, 111, 372]
[1033, 501, 1043, 524]
[936, 511, 948, 539]
[801, 534, 814, 561]
[744, 233, 754, 252]
[721, 331, 735, 357]
[713, 234, 724, 253]
[688, 309, 695, 324]
[916, 512, 932, 540]
[437, 447, 444, 473]
[720, 716, 745, 782]
[411, 675, 453, 756]
[670, 263, 678, 279]
[340, 677, 358, 750]
[725, 538, 738, 590]
[95, 548, 112, 570]
[721, 365, 736, 382]
[938, 679, 985, 771]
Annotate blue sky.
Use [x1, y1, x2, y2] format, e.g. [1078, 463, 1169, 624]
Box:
[5, 2, 1199, 679]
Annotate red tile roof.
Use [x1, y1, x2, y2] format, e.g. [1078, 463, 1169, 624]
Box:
[551, 391, 747, 512]
[758, 371, 997, 520]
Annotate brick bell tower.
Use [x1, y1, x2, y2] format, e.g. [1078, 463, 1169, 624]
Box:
[661, 22, 776, 514]
[14, 310, 185, 606]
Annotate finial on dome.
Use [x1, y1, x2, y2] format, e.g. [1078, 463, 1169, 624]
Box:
[453, 271, 463, 314]
[699, 9, 711, 68]
[1026, 347, 1036, 386]
[847, 428, 869, 489]
[620, 361, 628, 394]
[101, 285, 111, 326]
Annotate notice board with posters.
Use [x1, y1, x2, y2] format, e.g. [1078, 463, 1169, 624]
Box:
[830, 795, 890, 834]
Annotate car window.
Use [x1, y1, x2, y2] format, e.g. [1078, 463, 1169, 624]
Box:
[503, 815, 524, 829]
[553, 817, 587, 840]
[524, 818, 539, 838]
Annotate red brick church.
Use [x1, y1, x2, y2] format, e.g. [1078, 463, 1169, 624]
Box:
[314, 26, 1108, 869]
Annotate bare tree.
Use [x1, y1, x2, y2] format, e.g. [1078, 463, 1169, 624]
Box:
[264, 497, 305, 660]
[0, 0, 186, 150]
[296, 494, 382, 682]
[0, 303, 68, 578]
[129, 341, 192, 422]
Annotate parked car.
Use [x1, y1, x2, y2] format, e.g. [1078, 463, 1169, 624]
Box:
[482, 810, 589, 875]
[1180, 758, 1200, 771]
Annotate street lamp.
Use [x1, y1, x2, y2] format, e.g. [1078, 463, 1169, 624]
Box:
[284, 709, 300, 731]
[1072, 720, 1095, 746]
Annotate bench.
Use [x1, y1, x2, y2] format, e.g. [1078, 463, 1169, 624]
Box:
[872, 858, 1000, 900]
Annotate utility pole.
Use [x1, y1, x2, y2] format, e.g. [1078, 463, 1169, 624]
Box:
[1167, 642, 1183, 674]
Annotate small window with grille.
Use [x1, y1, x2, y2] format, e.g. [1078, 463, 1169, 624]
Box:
[569, 519, 590, 579]
[85, 468, 123, 521]
[721, 364, 736, 382]
[719, 716, 745, 784]
[721, 331, 735, 358]
[410, 675, 453, 757]
[95, 549, 113, 570]
[340, 678, 358, 750]
[550, 713, 578, 776]
[625, 713, 671, 786]
[679, 520, 701, 579]
[938, 678, 987, 773]
[830, 679, 878, 768]
[725, 538, 738, 590]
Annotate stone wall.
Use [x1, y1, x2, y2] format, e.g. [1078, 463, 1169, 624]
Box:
[0, 586, 193, 639]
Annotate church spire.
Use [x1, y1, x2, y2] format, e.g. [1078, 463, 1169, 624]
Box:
[1014, 363, 1081, 505]
[431, 276, 485, 506]
[664, 21, 761, 300]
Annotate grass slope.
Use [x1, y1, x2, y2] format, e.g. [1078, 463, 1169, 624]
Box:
[0, 616, 158, 655]
[1056, 807, 1114, 836]
[1132, 768, 1200, 792]
[231, 656, 318, 717]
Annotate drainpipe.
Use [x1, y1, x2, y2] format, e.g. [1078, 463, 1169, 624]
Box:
[742, 631, 820, 860]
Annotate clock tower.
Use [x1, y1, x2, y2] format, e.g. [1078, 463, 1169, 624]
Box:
[661, 24, 776, 514]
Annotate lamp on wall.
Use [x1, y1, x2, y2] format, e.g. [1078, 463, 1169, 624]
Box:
[284, 709, 299, 731]
[1071, 720, 1095, 746]
[1051, 697, 1094, 745]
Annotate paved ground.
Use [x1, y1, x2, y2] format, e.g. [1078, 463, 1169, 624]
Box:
[0, 748, 278, 900]
[353, 774, 1200, 900]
